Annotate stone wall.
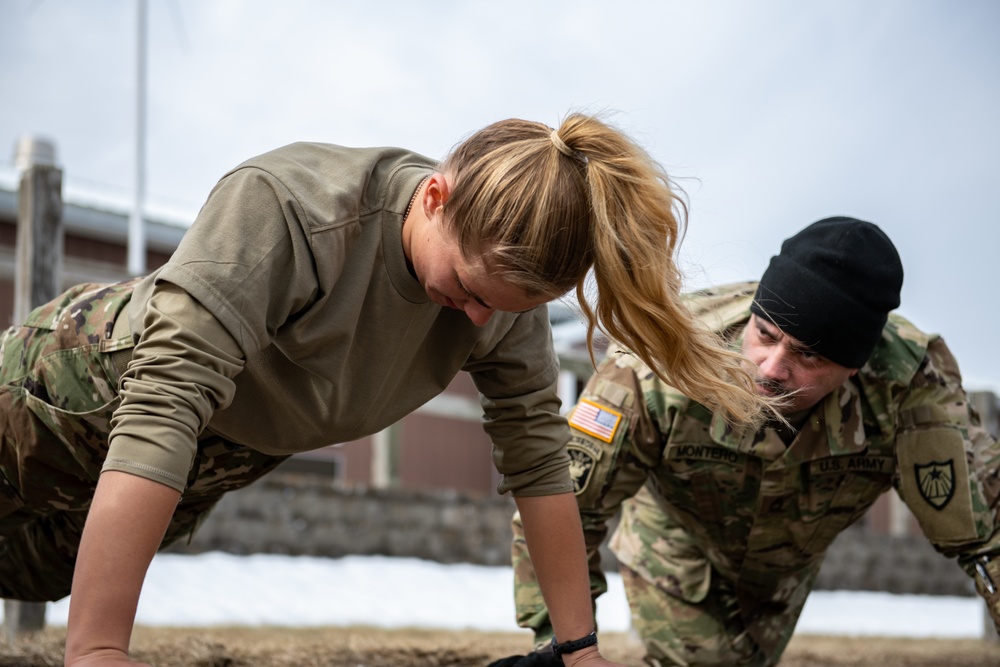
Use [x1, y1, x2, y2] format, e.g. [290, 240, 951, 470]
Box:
[167, 472, 975, 597]
[814, 526, 975, 596]
[168, 473, 518, 567]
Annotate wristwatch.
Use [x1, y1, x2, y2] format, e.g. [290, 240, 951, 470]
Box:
[551, 631, 598, 657]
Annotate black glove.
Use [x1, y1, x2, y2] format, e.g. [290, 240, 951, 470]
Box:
[486, 648, 562, 667]
[486, 657, 528, 667]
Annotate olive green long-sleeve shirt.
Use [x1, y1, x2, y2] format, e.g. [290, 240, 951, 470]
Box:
[103, 143, 572, 497]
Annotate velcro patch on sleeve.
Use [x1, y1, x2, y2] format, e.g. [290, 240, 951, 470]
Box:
[897, 426, 979, 544]
[569, 398, 623, 443]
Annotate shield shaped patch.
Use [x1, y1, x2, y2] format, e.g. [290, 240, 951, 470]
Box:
[915, 460, 955, 510]
[567, 446, 595, 495]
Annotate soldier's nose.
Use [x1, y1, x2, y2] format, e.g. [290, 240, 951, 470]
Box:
[758, 352, 790, 382]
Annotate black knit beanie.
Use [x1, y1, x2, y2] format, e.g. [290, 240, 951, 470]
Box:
[749, 217, 903, 368]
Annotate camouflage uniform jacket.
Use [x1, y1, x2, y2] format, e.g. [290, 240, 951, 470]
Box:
[566, 281, 1000, 649]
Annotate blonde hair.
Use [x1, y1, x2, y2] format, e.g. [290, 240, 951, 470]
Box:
[441, 113, 770, 425]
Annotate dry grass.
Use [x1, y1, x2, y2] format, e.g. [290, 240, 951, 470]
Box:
[1, 626, 998, 667]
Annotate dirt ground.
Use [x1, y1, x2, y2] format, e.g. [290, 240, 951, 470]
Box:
[2, 627, 999, 667]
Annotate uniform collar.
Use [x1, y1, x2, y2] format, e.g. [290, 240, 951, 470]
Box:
[707, 377, 868, 464]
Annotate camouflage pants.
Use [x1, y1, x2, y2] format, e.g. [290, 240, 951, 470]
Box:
[0, 281, 288, 601]
[512, 483, 807, 666]
[609, 487, 787, 667]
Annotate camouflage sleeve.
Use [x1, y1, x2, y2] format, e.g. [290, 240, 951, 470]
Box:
[511, 351, 661, 643]
[893, 337, 1000, 629]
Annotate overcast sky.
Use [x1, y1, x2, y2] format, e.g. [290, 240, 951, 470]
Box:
[2, 0, 998, 389]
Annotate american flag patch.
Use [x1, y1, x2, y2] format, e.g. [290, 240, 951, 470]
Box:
[569, 398, 622, 443]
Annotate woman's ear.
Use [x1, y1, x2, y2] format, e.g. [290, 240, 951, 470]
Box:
[423, 172, 451, 218]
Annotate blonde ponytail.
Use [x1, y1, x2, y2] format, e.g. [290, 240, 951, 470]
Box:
[442, 113, 772, 426]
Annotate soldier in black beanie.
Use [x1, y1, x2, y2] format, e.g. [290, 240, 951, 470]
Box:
[494, 216, 1000, 667]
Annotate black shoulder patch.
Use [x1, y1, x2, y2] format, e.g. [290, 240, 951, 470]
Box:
[915, 460, 955, 510]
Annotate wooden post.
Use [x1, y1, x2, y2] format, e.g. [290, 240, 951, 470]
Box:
[3, 136, 63, 642]
[970, 390, 1000, 643]
[13, 142, 63, 324]
[2, 601, 46, 643]
[371, 424, 400, 489]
